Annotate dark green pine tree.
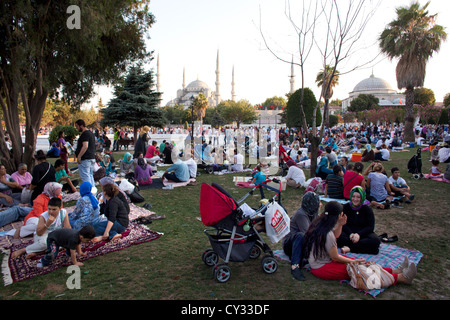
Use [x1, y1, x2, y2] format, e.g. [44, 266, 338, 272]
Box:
[100, 64, 165, 139]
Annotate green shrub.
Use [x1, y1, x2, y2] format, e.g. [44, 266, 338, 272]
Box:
[48, 125, 79, 144]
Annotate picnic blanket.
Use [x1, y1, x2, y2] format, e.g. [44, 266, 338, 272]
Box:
[274, 243, 423, 298]
[1, 204, 163, 286]
[163, 178, 197, 187]
[424, 174, 450, 183]
[319, 195, 402, 205]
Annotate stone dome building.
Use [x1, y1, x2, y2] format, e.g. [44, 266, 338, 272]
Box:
[341, 73, 405, 112]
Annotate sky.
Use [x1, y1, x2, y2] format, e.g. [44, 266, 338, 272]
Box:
[89, 0, 450, 108]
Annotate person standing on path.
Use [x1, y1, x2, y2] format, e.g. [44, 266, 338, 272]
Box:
[74, 119, 96, 187]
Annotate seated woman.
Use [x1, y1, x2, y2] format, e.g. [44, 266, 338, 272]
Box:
[120, 152, 134, 176]
[284, 160, 306, 189]
[316, 156, 333, 180]
[134, 157, 153, 186]
[282, 191, 321, 281]
[343, 162, 366, 200]
[366, 162, 394, 209]
[337, 186, 381, 254]
[11, 163, 33, 192]
[361, 144, 374, 162]
[14, 182, 63, 238]
[98, 177, 130, 213]
[92, 183, 129, 242]
[69, 181, 105, 230]
[0, 164, 21, 207]
[302, 201, 417, 284]
[101, 154, 116, 177]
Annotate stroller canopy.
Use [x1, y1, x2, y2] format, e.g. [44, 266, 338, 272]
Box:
[200, 183, 238, 226]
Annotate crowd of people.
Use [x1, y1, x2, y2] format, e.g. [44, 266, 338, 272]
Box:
[1, 119, 449, 286]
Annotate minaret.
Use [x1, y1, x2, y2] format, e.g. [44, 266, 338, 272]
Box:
[289, 55, 295, 94]
[215, 49, 221, 106]
[231, 65, 236, 101]
[182, 67, 186, 89]
[156, 54, 161, 93]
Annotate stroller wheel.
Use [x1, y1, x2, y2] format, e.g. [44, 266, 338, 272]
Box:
[261, 255, 278, 274]
[413, 174, 420, 180]
[213, 263, 231, 283]
[202, 249, 218, 267]
[249, 244, 262, 259]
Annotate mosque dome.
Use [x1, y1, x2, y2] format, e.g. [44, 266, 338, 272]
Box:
[186, 79, 210, 91]
[351, 73, 395, 94]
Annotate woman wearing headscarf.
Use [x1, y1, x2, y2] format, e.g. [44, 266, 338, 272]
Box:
[337, 186, 380, 254]
[361, 144, 374, 162]
[316, 155, 332, 180]
[120, 152, 134, 176]
[100, 154, 115, 176]
[302, 201, 416, 284]
[282, 191, 321, 281]
[14, 182, 63, 238]
[134, 157, 153, 186]
[69, 181, 105, 230]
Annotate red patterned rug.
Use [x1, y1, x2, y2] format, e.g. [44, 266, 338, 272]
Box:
[1, 204, 163, 286]
[1, 222, 162, 285]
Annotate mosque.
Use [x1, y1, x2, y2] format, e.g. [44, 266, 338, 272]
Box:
[159, 51, 236, 109]
[341, 73, 406, 112]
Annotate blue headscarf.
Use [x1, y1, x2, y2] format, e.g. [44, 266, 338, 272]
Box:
[316, 156, 329, 174]
[79, 181, 99, 210]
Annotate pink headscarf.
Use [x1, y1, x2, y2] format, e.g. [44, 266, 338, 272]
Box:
[42, 182, 63, 198]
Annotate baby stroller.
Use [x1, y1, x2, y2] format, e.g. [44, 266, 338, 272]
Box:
[407, 148, 423, 179]
[279, 144, 294, 176]
[200, 180, 282, 282]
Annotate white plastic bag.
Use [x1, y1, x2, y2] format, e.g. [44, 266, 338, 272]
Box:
[264, 201, 290, 244]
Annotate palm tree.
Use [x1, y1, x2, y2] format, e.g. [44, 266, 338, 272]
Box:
[316, 65, 340, 127]
[192, 93, 209, 122]
[379, 1, 447, 142]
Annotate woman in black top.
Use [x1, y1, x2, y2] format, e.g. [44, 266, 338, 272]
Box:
[337, 186, 380, 254]
[30, 150, 56, 202]
[92, 183, 129, 242]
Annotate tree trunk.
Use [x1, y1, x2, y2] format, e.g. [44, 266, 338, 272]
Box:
[308, 134, 321, 178]
[403, 88, 415, 143]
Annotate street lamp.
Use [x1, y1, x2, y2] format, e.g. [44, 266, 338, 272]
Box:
[190, 95, 195, 154]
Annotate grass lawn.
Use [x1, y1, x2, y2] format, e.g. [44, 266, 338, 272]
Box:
[0, 147, 449, 301]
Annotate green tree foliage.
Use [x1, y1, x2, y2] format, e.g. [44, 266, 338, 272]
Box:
[215, 100, 258, 128]
[348, 94, 380, 112]
[0, 0, 154, 171]
[379, 1, 447, 142]
[414, 87, 436, 106]
[162, 104, 186, 125]
[261, 96, 287, 110]
[286, 88, 321, 128]
[100, 64, 164, 140]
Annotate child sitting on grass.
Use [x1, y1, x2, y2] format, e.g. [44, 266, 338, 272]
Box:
[38, 225, 96, 268]
[54, 159, 78, 193]
[429, 159, 444, 178]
